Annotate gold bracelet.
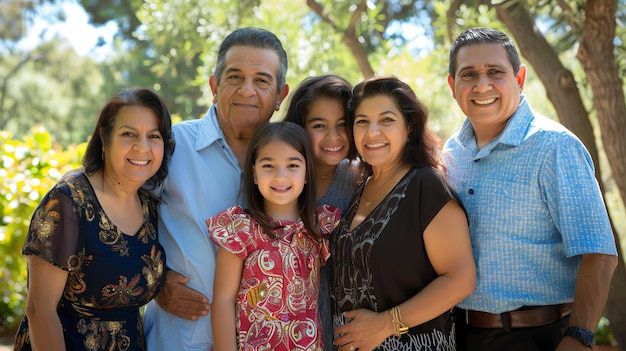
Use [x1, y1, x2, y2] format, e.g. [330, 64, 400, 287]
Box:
[390, 306, 409, 337]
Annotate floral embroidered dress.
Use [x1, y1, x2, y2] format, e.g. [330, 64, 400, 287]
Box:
[207, 205, 340, 351]
[14, 172, 166, 351]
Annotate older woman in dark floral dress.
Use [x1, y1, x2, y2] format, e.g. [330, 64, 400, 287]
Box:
[14, 88, 174, 351]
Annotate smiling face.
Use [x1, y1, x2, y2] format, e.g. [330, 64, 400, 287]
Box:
[304, 97, 349, 168]
[448, 43, 526, 138]
[210, 46, 289, 139]
[352, 95, 410, 171]
[103, 105, 164, 186]
[253, 139, 307, 219]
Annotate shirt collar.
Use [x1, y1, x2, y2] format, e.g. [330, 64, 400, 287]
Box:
[457, 95, 534, 150]
[194, 105, 225, 151]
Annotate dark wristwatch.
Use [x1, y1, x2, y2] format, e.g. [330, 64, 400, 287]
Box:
[562, 327, 596, 350]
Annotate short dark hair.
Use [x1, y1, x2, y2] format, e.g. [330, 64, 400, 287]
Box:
[348, 76, 442, 171]
[449, 27, 521, 78]
[282, 74, 357, 160]
[214, 27, 288, 93]
[82, 88, 175, 189]
[243, 122, 320, 241]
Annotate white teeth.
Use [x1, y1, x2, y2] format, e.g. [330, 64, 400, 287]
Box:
[366, 143, 386, 148]
[323, 146, 343, 152]
[474, 98, 496, 105]
[129, 159, 149, 165]
[273, 187, 289, 191]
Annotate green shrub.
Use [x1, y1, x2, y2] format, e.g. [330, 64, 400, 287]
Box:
[596, 316, 615, 345]
[0, 127, 85, 331]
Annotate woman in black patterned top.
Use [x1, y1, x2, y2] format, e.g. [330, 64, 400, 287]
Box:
[14, 88, 175, 351]
[329, 77, 476, 351]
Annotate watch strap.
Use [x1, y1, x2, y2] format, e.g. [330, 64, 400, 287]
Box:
[562, 327, 596, 349]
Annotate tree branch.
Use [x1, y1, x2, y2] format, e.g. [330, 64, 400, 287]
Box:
[307, 0, 337, 29]
[307, 0, 375, 78]
[446, 0, 464, 42]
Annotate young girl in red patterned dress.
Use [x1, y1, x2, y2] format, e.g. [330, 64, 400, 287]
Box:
[207, 122, 340, 351]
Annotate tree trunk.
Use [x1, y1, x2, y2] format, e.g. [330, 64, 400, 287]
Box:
[306, 0, 375, 79]
[342, 25, 376, 79]
[494, 2, 626, 348]
[578, 0, 626, 347]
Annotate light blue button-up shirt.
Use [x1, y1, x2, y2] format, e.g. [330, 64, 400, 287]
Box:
[144, 105, 243, 350]
[442, 96, 617, 314]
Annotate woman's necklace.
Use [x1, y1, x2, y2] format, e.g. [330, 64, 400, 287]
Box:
[361, 165, 409, 207]
[102, 169, 121, 193]
[363, 177, 373, 206]
[318, 167, 335, 181]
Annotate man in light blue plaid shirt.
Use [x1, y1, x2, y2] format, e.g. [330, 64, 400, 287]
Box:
[443, 27, 617, 351]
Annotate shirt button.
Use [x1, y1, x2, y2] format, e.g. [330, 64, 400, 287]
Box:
[468, 188, 474, 194]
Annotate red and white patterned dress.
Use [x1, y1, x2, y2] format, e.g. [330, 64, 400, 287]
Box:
[207, 205, 340, 351]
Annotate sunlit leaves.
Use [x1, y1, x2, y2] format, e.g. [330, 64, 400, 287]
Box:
[0, 127, 85, 329]
[0, 39, 107, 146]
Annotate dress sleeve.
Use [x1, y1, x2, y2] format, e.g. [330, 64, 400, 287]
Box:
[22, 184, 83, 271]
[414, 167, 462, 234]
[206, 206, 254, 259]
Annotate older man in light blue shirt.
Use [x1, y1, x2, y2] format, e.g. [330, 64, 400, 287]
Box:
[143, 27, 289, 351]
[444, 27, 617, 351]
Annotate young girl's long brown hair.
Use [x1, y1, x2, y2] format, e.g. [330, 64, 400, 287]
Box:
[243, 122, 321, 241]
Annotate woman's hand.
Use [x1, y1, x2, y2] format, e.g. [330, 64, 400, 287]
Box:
[333, 308, 393, 351]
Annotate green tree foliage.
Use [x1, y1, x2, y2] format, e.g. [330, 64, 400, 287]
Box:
[0, 39, 107, 146]
[0, 127, 85, 330]
[1, 0, 33, 42]
[77, 0, 212, 119]
[0, 0, 111, 147]
[0, 0, 65, 44]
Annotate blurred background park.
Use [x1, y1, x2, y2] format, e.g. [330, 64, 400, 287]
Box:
[1, 0, 625, 348]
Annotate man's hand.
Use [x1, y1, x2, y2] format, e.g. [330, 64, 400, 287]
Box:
[155, 269, 210, 320]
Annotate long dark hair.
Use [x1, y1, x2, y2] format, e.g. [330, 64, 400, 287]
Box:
[348, 76, 443, 171]
[243, 122, 321, 241]
[282, 75, 357, 160]
[82, 88, 175, 189]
